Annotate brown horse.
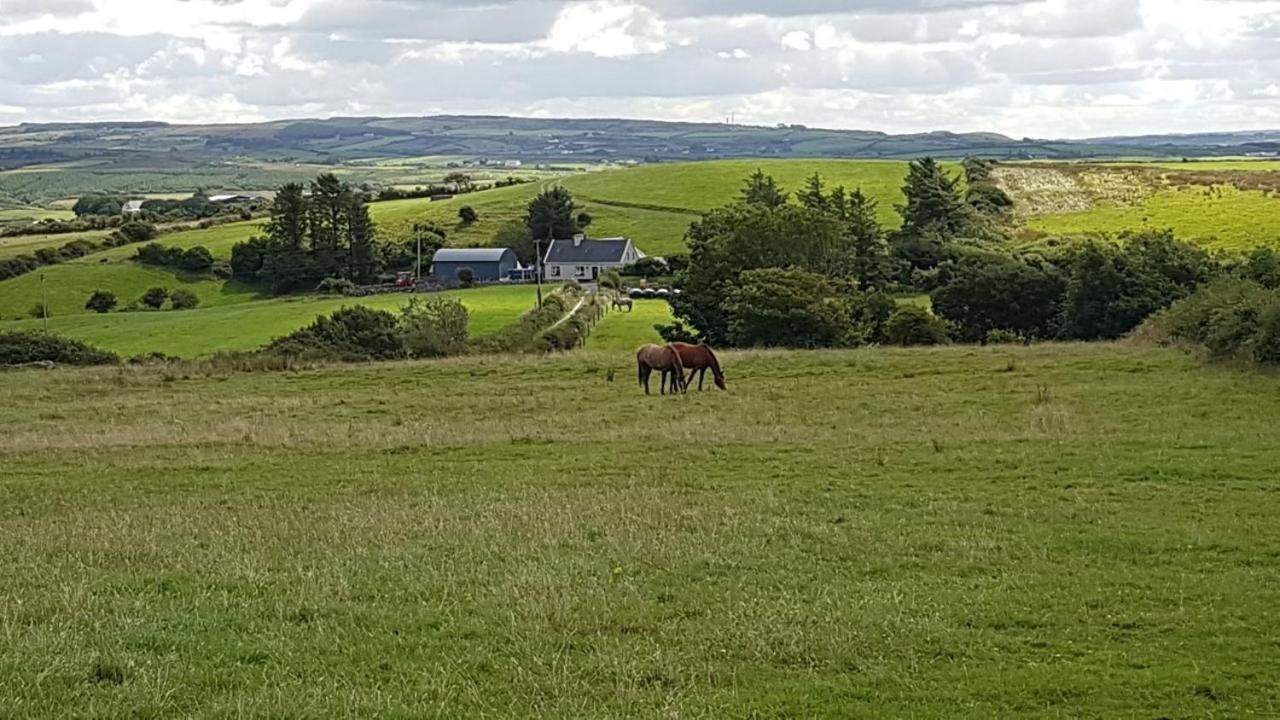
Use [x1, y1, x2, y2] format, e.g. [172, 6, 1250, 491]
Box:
[636, 344, 686, 396]
[671, 342, 726, 391]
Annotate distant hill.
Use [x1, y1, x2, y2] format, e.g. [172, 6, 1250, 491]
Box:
[3, 116, 1278, 171]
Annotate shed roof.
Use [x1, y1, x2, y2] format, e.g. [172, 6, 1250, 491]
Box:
[544, 237, 631, 264]
[432, 247, 514, 263]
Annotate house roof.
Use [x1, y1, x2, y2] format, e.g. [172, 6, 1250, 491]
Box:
[122, 200, 144, 212]
[431, 247, 514, 264]
[544, 237, 631, 264]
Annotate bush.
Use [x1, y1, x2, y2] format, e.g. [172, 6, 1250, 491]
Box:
[849, 290, 898, 345]
[28, 303, 49, 320]
[656, 321, 699, 344]
[621, 257, 669, 277]
[458, 206, 478, 224]
[1151, 278, 1280, 362]
[136, 243, 214, 272]
[727, 268, 851, 348]
[85, 290, 118, 314]
[456, 267, 475, 287]
[316, 277, 357, 295]
[140, 287, 170, 310]
[169, 288, 200, 310]
[984, 329, 1025, 345]
[0, 331, 119, 366]
[599, 269, 623, 290]
[400, 296, 470, 358]
[932, 258, 1065, 342]
[113, 221, 158, 245]
[886, 306, 951, 346]
[266, 306, 406, 361]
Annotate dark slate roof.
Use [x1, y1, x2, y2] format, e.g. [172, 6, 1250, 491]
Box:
[432, 248, 514, 263]
[544, 237, 630, 264]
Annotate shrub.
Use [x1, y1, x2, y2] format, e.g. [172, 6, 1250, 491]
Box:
[932, 258, 1065, 342]
[0, 331, 119, 366]
[886, 306, 951, 346]
[599, 269, 623, 290]
[140, 287, 170, 310]
[727, 268, 851, 348]
[458, 206, 478, 224]
[28, 303, 49, 320]
[85, 290, 118, 314]
[849, 290, 899, 345]
[456, 267, 475, 287]
[400, 296, 470, 358]
[169, 288, 200, 311]
[621, 256, 669, 277]
[114, 221, 158, 245]
[985, 329, 1025, 345]
[266, 306, 406, 361]
[656, 321, 700, 344]
[1152, 278, 1280, 361]
[316, 277, 357, 295]
[136, 243, 214, 272]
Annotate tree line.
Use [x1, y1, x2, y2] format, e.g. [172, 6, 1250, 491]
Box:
[230, 174, 380, 293]
[665, 158, 1269, 349]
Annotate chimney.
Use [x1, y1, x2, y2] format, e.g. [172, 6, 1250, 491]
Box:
[573, 233, 585, 247]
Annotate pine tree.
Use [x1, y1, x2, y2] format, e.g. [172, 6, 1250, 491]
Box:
[897, 157, 970, 238]
[847, 189, 887, 290]
[829, 185, 849, 222]
[308, 174, 350, 279]
[798, 172, 828, 212]
[740, 170, 789, 208]
[266, 183, 308, 249]
[346, 195, 379, 284]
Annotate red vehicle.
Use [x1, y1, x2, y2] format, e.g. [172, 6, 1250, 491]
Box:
[395, 271, 415, 287]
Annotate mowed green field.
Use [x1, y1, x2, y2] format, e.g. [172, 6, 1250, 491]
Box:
[2, 344, 1279, 716]
[1029, 185, 1280, 249]
[1, 284, 543, 358]
[586, 299, 673, 351]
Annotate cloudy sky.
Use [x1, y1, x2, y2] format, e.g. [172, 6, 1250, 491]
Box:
[1, 0, 1278, 137]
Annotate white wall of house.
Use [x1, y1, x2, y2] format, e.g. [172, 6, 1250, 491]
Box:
[542, 240, 641, 281]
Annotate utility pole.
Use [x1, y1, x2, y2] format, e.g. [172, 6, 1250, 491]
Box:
[40, 272, 48, 332]
[414, 224, 423, 282]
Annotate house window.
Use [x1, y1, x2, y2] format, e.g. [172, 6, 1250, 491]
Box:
[550, 266, 560, 277]
[575, 266, 587, 276]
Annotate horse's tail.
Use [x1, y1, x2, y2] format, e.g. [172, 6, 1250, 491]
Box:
[669, 345, 686, 389]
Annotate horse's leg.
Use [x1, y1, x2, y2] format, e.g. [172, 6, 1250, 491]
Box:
[660, 370, 668, 395]
[639, 364, 651, 395]
[699, 368, 707, 391]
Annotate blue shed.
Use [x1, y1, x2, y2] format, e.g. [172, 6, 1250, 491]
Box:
[430, 247, 519, 282]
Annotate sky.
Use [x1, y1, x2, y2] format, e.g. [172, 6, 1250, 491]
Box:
[0, 0, 1278, 138]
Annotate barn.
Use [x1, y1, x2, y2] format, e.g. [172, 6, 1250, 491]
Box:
[430, 247, 519, 282]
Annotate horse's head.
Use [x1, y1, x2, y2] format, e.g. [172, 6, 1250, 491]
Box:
[714, 371, 727, 391]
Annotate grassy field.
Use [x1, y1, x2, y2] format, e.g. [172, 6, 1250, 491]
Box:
[0, 284, 543, 357]
[1028, 185, 1280, 249]
[586, 299, 673, 351]
[2, 343, 1279, 716]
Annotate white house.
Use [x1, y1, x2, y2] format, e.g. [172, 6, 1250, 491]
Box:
[122, 200, 144, 215]
[542, 235, 642, 282]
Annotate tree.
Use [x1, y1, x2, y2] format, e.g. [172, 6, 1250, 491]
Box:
[268, 183, 308, 250]
[494, 220, 536, 266]
[85, 290, 117, 314]
[847, 189, 888, 290]
[897, 157, 971, 238]
[673, 203, 853, 345]
[114, 221, 158, 245]
[346, 195, 379, 284]
[963, 157, 1014, 217]
[525, 186, 579, 245]
[458, 205, 479, 225]
[443, 172, 473, 193]
[577, 212, 593, 228]
[740, 170, 789, 208]
[140, 287, 170, 310]
[169, 288, 200, 311]
[931, 258, 1065, 342]
[798, 172, 829, 212]
[886, 306, 950, 346]
[307, 173, 348, 280]
[726, 267, 851, 348]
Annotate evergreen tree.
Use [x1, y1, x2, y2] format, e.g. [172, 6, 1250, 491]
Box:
[308, 173, 349, 279]
[525, 186, 579, 243]
[740, 170, 789, 208]
[798, 172, 829, 212]
[829, 185, 849, 222]
[897, 157, 970, 238]
[347, 194, 379, 284]
[847, 189, 888, 290]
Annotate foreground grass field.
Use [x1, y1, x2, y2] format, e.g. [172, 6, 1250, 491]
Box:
[0, 283, 544, 357]
[2, 344, 1279, 717]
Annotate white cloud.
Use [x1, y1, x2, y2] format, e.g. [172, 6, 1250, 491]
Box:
[0, 0, 1277, 136]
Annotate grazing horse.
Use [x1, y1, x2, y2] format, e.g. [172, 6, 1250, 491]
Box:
[612, 297, 634, 313]
[636, 344, 686, 396]
[671, 342, 726, 391]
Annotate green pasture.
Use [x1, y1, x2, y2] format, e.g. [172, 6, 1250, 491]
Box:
[2, 344, 1279, 716]
[0, 283, 542, 358]
[586, 299, 674, 351]
[1028, 185, 1280, 249]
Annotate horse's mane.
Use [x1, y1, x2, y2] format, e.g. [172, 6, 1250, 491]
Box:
[703, 344, 723, 378]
